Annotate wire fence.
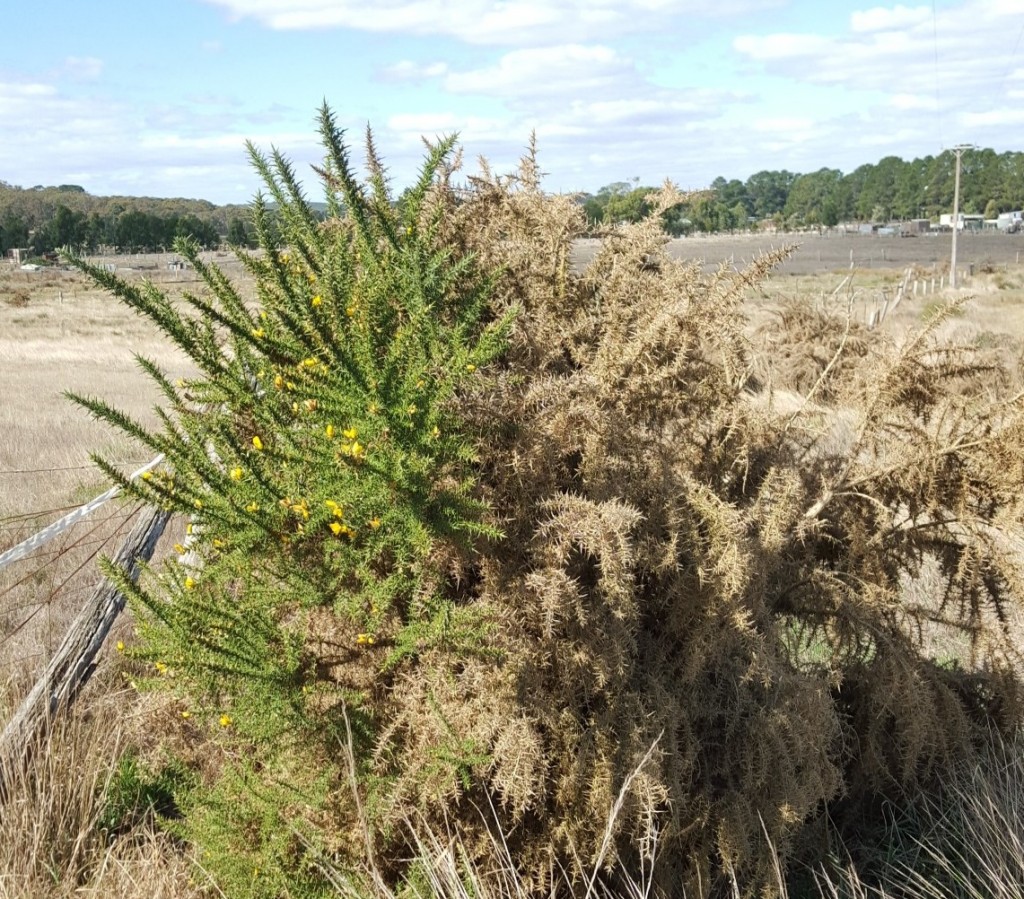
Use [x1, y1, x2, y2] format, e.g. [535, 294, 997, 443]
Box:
[0, 455, 164, 572]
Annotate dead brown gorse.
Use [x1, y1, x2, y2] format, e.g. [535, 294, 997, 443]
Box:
[367, 147, 1024, 896]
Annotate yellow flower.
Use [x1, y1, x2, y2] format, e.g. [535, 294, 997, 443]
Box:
[175, 378, 186, 388]
[329, 521, 343, 536]
[155, 661, 168, 674]
[173, 543, 186, 555]
[356, 633, 376, 646]
[116, 640, 125, 653]
[274, 374, 284, 390]
[186, 523, 194, 534]
[292, 401, 299, 414]
[141, 471, 153, 481]
[213, 538, 226, 548]
[194, 499, 203, 509]
[466, 363, 476, 373]
[300, 357, 317, 369]
[346, 305, 356, 317]
[307, 273, 317, 284]
[407, 404, 417, 415]
[325, 500, 343, 517]
[280, 252, 290, 264]
[349, 441, 366, 460]
[368, 517, 382, 530]
[219, 714, 232, 728]
[252, 327, 265, 338]
[325, 424, 335, 439]
[245, 501, 259, 513]
[416, 379, 425, 388]
[311, 294, 322, 308]
[259, 310, 267, 320]
[431, 425, 440, 439]
[181, 710, 191, 719]
[368, 401, 380, 415]
[230, 467, 244, 481]
[252, 435, 264, 451]
[342, 427, 358, 440]
[184, 576, 195, 591]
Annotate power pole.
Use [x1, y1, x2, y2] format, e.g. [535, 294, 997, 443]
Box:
[949, 144, 975, 289]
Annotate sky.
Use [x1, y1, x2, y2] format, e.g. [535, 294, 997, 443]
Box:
[2, 0, 1024, 204]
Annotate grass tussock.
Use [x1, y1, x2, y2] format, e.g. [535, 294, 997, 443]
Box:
[0, 676, 205, 899]
[35, 108, 1024, 897]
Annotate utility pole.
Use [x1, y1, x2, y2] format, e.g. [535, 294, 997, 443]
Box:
[949, 144, 975, 289]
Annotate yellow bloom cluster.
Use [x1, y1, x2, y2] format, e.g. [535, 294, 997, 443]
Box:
[356, 633, 376, 646]
[252, 435, 264, 451]
[280, 496, 311, 520]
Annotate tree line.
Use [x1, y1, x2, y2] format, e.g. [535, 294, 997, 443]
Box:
[0, 182, 256, 256]
[579, 147, 1024, 234]
[6, 145, 1024, 254]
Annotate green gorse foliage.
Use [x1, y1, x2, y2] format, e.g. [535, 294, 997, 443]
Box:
[69, 106, 514, 896]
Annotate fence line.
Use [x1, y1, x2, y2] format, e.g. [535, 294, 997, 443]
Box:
[0, 454, 164, 572]
[0, 507, 169, 799]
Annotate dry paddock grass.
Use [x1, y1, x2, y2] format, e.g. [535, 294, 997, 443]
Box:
[1, 251, 1024, 897]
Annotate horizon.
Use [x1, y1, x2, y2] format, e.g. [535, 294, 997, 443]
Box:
[3, 1, 1023, 205]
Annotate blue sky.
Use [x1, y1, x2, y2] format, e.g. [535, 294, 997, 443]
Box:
[3, 0, 1023, 203]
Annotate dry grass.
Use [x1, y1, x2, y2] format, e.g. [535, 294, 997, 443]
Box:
[0, 674, 209, 899]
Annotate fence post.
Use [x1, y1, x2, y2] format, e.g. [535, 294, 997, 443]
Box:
[0, 506, 169, 800]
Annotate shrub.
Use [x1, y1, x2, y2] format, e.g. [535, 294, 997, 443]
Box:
[71, 106, 1024, 897]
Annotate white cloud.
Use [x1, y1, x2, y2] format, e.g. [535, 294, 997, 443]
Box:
[443, 44, 632, 96]
[889, 93, 938, 110]
[201, 0, 785, 44]
[732, 0, 1024, 154]
[751, 117, 815, 133]
[962, 107, 1024, 127]
[850, 4, 930, 33]
[379, 60, 449, 81]
[732, 33, 831, 60]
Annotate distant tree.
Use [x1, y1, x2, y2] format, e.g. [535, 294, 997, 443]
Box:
[0, 211, 29, 253]
[603, 186, 654, 224]
[31, 204, 88, 253]
[744, 170, 796, 218]
[227, 217, 253, 248]
[784, 169, 843, 226]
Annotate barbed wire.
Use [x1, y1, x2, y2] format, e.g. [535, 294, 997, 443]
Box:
[0, 455, 164, 572]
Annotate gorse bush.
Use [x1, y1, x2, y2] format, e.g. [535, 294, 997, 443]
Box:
[72, 105, 1024, 897]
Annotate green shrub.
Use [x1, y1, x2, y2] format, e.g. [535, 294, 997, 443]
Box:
[73, 107, 1024, 897]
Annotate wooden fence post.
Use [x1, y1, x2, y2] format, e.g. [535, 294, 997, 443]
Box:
[0, 507, 169, 799]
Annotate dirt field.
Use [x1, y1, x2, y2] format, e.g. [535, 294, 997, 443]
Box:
[574, 230, 1024, 276]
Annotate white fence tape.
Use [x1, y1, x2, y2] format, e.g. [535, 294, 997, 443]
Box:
[0, 454, 165, 572]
